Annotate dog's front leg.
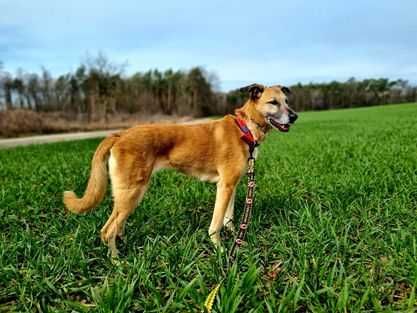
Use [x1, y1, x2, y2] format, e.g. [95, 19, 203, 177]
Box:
[209, 180, 236, 247]
[223, 187, 236, 234]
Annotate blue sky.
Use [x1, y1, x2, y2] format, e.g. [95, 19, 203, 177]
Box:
[1, 0, 416, 90]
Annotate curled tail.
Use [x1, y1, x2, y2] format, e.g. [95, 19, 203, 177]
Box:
[63, 134, 119, 214]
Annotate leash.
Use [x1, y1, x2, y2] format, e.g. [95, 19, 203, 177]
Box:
[229, 117, 258, 263]
[204, 118, 258, 312]
[229, 145, 256, 262]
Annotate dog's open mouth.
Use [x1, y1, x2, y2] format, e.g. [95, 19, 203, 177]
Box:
[268, 117, 290, 132]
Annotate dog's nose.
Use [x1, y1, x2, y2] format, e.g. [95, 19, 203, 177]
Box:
[289, 110, 298, 124]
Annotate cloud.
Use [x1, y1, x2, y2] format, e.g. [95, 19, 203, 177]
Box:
[1, 0, 416, 89]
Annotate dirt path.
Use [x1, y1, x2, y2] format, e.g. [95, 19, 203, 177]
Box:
[0, 118, 213, 149]
[0, 129, 121, 149]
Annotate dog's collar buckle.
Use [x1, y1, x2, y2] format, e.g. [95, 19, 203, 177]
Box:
[234, 117, 258, 155]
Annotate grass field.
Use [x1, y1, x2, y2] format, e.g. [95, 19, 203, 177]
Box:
[1, 103, 417, 312]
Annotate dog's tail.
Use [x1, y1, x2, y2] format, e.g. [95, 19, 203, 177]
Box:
[63, 134, 119, 214]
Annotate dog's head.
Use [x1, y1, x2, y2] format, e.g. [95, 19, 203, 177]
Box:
[240, 83, 298, 132]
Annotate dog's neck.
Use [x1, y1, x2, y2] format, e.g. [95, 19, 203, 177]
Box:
[235, 101, 270, 142]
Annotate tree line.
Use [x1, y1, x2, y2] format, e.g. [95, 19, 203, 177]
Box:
[226, 78, 417, 112]
[0, 56, 416, 120]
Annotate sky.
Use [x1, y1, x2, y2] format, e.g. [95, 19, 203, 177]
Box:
[0, 0, 416, 91]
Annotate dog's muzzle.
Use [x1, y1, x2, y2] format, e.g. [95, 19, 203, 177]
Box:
[268, 117, 290, 132]
[267, 109, 298, 133]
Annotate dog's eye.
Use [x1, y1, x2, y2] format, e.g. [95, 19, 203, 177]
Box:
[268, 99, 279, 105]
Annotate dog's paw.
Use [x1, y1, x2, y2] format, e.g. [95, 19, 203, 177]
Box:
[223, 218, 236, 235]
[111, 257, 121, 266]
[225, 224, 236, 235]
[107, 247, 120, 260]
[211, 242, 225, 254]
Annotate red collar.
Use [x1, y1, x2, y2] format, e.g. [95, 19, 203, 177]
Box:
[234, 117, 258, 152]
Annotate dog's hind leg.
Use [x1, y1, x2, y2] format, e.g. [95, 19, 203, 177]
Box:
[116, 182, 149, 240]
[101, 151, 152, 258]
[101, 183, 148, 258]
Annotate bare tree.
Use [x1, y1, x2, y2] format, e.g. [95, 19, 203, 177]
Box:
[27, 73, 40, 111]
[40, 67, 53, 110]
[0, 62, 5, 110]
[82, 53, 125, 121]
[3, 75, 13, 110]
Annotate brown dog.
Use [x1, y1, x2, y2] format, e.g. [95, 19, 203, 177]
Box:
[63, 84, 298, 257]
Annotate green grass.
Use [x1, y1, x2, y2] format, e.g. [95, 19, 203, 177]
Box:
[1, 103, 417, 312]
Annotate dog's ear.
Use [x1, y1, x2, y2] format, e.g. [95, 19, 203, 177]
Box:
[281, 86, 292, 96]
[240, 83, 265, 100]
